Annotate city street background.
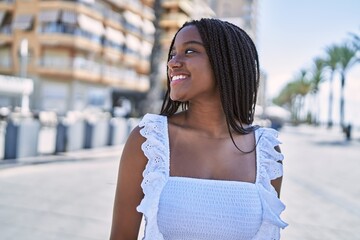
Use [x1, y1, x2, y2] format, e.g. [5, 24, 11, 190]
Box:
[1, 124, 359, 240]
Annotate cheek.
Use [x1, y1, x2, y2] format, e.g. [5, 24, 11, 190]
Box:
[201, 62, 216, 85]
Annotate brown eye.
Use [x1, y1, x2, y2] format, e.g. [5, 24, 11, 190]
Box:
[185, 49, 196, 54]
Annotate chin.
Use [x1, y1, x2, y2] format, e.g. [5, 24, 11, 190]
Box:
[170, 94, 186, 102]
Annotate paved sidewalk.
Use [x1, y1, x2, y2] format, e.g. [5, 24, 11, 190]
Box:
[279, 124, 360, 239]
[0, 145, 124, 170]
[1, 124, 360, 239]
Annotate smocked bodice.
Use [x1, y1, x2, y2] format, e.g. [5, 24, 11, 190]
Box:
[158, 176, 262, 240]
[136, 113, 287, 240]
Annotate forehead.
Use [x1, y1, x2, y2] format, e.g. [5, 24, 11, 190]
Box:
[173, 25, 202, 45]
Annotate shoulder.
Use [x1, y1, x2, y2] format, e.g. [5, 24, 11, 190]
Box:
[139, 113, 167, 126]
[124, 113, 167, 155]
[121, 125, 147, 165]
[256, 126, 281, 137]
[256, 127, 282, 151]
[126, 125, 146, 148]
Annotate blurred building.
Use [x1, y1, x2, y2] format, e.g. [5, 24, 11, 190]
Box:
[0, 0, 264, 115]
[160, 0, 215, 46]
[0, 0, 155, 114]
[207, 0, 258, 41]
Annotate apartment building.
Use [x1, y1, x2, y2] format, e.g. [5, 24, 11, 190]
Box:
[0, 0, 155, 114]
[207, 0, 258, 41]
[160, 0, 214, 46]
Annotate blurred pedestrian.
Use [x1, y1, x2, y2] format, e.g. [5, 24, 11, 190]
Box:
[110, 18, 287, 240]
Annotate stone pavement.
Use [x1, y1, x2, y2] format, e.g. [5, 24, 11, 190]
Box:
[279, 125, 360, 239]
[0, 144, 124, 170]
[0, 124, 360, 239]
[0, 146, 124, 240]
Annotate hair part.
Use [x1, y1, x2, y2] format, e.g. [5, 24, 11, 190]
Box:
[160, 18, 260, 139]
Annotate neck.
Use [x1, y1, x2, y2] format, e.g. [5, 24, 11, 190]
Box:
[183, 101, 230, 138]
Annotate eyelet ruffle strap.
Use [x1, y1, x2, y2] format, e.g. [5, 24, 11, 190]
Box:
[253, 128, 288, 240]
[136, 114, 169, 240]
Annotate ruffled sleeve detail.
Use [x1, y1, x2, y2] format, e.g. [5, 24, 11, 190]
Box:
[136, 114, 169, 240]
[253, 128, 288, 240]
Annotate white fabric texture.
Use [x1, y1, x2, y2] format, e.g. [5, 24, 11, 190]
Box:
[157, 177, 262, 240]
[136, 113, 288, 240]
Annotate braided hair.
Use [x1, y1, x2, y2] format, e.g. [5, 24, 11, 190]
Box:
[160, 18, 260, 137]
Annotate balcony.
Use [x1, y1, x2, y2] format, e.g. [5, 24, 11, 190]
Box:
[38, 23, 102, 52]
[37, 56, 102, 83]
[160, 12, 189, 28]
[122, 10, 143, 37]
[39, 0, 103, 21]
[120, 68, 145, 91]
[162, 0, 193, 15]
[102, 65, 124, 86]
[142, 5, 155, 20]
[0, 0, 14, 9]
[0, 56, 12, 74]
[122, 0, 143, 17]
[103, 10, 124, 30]
[102, 65, 148, 91]
[103, 43, 123, 62]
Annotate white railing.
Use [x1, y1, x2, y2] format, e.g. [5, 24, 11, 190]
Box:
[39, 56, 101, 75]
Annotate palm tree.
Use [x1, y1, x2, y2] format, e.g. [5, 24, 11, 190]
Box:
[273, 70, 311, 124]
[309, 57, 326, 124]
[336, 43, 357, 128]
[294, 70, 312, 122]
[324, 45, 341, 128]
[350, 31, 360, 53]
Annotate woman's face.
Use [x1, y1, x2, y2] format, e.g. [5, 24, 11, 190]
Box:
[167, 25, 218, 102]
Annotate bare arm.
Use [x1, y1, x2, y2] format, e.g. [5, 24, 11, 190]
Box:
[271, 145, 283, 198]
[110, 126, 148, 240]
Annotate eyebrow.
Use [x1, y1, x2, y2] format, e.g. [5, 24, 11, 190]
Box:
[171, 40, 204, 51]
[183, 40, 204, 46]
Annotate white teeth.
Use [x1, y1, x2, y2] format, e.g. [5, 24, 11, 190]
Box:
[171, 75, 187, 81]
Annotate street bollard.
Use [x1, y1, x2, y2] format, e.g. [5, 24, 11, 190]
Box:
[108, 117, 129, 146]
[4, 117, 40, 159]
[55, 112, 85, 153]
[84, 112, 111, 149]
[37, 111, 58, 155]
[0, 120, 7, 160]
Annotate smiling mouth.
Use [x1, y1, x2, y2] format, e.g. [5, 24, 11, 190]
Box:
[171, 75, 187, 82]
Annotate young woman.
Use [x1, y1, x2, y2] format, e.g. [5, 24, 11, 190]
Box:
[110, 18, 287, 240]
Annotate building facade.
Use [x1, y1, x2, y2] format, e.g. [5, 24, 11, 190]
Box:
[0, 0, 155, 115]
[0, 0, 264, 116]
[207, 0, 258, 41]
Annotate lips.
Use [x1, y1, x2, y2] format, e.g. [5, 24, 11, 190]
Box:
[170, 73, 190, 84]
[171, 74, 187, 81]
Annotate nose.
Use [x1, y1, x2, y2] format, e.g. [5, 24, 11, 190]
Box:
[167, 55, 182, 69]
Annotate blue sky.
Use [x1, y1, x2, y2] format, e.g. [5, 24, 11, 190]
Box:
[257, 0, 360, 98]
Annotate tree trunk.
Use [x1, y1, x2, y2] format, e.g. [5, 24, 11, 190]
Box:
[339, 72, 346, 128]
[140, 0, 164, 115]
[327, 71, 334, 128]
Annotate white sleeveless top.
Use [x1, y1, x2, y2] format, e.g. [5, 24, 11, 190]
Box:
[136, 114, 288, 240]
